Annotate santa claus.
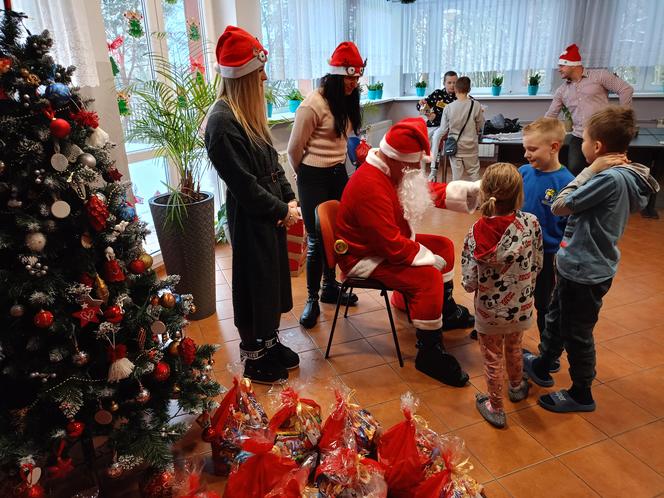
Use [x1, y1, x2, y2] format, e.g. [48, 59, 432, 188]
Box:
[335, 118, 479, 386]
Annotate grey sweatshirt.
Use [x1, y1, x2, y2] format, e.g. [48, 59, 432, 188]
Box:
[551, 163, 660, 284]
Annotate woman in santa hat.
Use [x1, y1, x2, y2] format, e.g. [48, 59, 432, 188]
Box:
[287, 41, 366, 329]
[205, 26, 301, 384]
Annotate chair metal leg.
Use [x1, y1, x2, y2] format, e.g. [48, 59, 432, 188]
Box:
[325, 282, 346, 359]
[382, 289, 404, 367]
[404, 297, 412, 323]
[343, 286, 354, 318]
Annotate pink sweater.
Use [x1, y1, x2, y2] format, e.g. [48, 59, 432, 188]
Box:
[287, 89, 349, 169]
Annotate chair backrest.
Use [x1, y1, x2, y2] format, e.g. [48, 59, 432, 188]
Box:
[315, 200, 340, 270]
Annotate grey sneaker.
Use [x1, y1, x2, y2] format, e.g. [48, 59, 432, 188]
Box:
[508, 377, 530, 402]
[475, 393, 506, 428]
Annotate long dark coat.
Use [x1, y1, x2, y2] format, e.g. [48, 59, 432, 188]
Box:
[205, 100, 295, 344]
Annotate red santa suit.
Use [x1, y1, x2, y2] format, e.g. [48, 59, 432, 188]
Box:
[336, 148, 480, 331]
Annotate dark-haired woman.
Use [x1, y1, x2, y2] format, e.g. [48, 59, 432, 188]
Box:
[287, 42, 365, 328]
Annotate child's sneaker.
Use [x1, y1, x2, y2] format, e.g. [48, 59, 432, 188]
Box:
[508, 377, 530, 402]
[475, 393, 506, 428]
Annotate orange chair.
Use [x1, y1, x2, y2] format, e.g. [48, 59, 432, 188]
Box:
[315, 200, 406, 367]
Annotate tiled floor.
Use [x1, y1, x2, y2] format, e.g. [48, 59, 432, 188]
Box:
[180, 208, 664, 497]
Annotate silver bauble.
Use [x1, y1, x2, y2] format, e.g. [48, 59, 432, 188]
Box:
[78, 153, 97, 168]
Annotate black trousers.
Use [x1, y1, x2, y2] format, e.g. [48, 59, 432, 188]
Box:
[540, 272, 612, 389]
[561, 134, 588, 176]
[535, 253, 556, 336]
[297, 163, 349, 299]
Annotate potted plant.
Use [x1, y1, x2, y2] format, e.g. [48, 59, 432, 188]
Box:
[528, 72, 541, 95]
[265, 81, 285, 118]
[375, 81, 384, 99]
[367, 83, 379, 100]
[491, 75, 503, 96]
[415, 79, 427, 97]
[129, 57, 220, 319]
[287, 88, 305, 113]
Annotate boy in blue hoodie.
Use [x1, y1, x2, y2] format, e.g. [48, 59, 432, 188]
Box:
[524, 106, 660, 413]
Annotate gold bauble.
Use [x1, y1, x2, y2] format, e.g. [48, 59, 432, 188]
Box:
[139, 253, 153, 269]
[171, 384, 181, 399]
[108, 400, 119, 412]
[189, 304, 197, 315]
[160, 292, 176, 308]
[168, 340, 181, 356]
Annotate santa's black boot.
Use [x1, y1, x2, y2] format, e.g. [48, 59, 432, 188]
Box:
[265, 332, 300, 370]
[241, 344, 288, 384]
[320, 267, 358, 306]
[442, 280, 475, 330]
[415, 328, 469, 387]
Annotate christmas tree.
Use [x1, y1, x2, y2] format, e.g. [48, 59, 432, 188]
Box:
[0, 6, 221, 494]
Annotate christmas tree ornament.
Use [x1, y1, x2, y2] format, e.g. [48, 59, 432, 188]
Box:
[104, 247, 126, 283]
[72, 349, 90, 366]
[81, 232, 93, 249]
[124, 11, 145, 38]
[118, 202, 137, 221]
[178, 337, 197, 365]
[153, 361, 170, 382]
[15, 462, 45, 498]
[0, 57, 11, 73]
[33, 309, 54, 328]
[94, 408, 113, 425]
[85, 194, 109, 231]
[135, 385, 151, 404]
[73, 304, 102, 327]
[104, 305, 124, 324]
[103, 167, 123, 183]
[94, 274, 110, 304]
[139, 469, 174, 498]
[151, 320, 166, 334]
[33, 168, 46, 184]
[150, 295, 160, 306]
[77, 152, 97, 168]
[47, 440, 74, 479]
[138, 252, 154, 269]
[25, 232, 47, 252]
[50, 199, 71, 219]
[117, 90, 131, 116]
[45, 82, 71, 105]
[109, 400, 120, 412]
[128, 259, 146, 274]
[50, 153, 68, 172]
[66, 420, 85, 438]
[201, 426, 217, 443]
[106, 462, 123, 478]
[173, 330, 182, 340]
[137, 326, 147, 351]
[188, 304, 197, 315]
[0, 159, 6, 175]
[171, 384, 181, 398]
[50, 118, 71, 139]
[107, 344, 134, 382]
[168, 340, 181, 356]
[70, 109, 100, 128]
[187, 18, 201, 41]
[10, 304, 25, 317]
[160, 292, 176, 308]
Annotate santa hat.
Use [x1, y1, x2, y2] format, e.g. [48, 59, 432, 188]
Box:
[214, 25, 268, 78]
[328, 41, 366, 77]
[379, 118, 432, 163]
[558, 44, 582, 66]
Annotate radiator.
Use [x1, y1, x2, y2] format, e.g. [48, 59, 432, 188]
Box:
[479, 143, 497, 158]
[364, 119, 392, 147]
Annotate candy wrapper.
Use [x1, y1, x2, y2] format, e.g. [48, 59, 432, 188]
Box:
[414, 435, 483, 498]
[377, 392, 432, 498]
[207, 370, 269, 476]
[355, 137, 371, 166]
[172, 458, 221, 498]
[265, 452, 318, 498]
[268, 385, 322, 462]
[315, 447, 387, 498]
[223, 430, 298, 498]
[319, 387, 381, 457]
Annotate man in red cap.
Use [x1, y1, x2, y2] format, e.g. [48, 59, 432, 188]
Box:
[545, 43, 633, 176]
[335, 118, 479, 386]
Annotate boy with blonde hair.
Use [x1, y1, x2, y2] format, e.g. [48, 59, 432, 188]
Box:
[524, 106, 659, 413]
[519, 118, 574, 372]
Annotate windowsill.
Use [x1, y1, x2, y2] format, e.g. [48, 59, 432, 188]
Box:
[395, 92, 664, 101]
[268, 97, 394, 125]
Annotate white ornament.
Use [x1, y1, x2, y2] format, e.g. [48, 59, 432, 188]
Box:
[86, 127, 110, 148]
[25, 232, 47, 252]
[113, 221, 129, 233]
[51, 200, 71, 218]
[105, 246, 116, 260]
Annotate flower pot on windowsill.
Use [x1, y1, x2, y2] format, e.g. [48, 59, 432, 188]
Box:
[377, 89, 383, 99]
[491, 86, 502, 96]
[527, 85, 539, 96]
[415, 87, 426, 97]
[367, 89, 377, 100]
[266, 102, 273, 118]
[288, 99, 302, 113]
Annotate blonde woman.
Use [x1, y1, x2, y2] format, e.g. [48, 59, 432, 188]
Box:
[205, 26, 301, 383]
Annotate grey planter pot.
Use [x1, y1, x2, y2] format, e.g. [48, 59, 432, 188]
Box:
[149, 192, 216, 320]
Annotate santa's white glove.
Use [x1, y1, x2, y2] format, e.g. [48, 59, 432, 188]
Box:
[433, 255, 447, 272]
[467, 180, 482, 213]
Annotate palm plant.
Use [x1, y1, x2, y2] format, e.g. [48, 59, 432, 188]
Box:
[492, 75, 504, 87]
[128, 55, 220, 227]
[528, 72, 542, 86]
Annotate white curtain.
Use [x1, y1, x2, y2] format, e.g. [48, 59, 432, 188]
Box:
[13, 0, 99, 87]
[352, 0, 394, 77]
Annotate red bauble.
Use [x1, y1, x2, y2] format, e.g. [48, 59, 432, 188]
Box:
[14, 483, 45, 498]
[178, 337, 197, 365]
[153, 361, 170, 382]
[201, 426, 217, 443]
[79, 272, 95, 288]
[50, 118, 71, 138]
[66, 420, 85, 438]
[139, 470, 174, 498]
[33, 309, 54, 328]
[104, 305, 124, 324]
[128, 259, 146, 274]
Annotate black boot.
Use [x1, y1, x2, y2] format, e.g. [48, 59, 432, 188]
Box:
[265, 332, 300, 370]
[241, 344, 288, 384]
[442, 281, 475, 330]
[300, 235, 324, 328]
[320, 270, 358, 306]
[415, 329, 469, 387]
[299, 298, 320, 329]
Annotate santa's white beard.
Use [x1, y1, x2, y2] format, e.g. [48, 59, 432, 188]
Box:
[397, 168, 434, 227]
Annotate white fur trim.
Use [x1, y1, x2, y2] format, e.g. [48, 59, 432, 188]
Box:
[558, 59, 582, 66]
[442, 268, 454, 283]
[214, 57, 265, 78]
[444, 180, 481, 213]
[412, 316, 443, 330]
[327, 65, 363, 76]
[380, 137, 424, 163]
[365, 148, 391, 176]
[411, 243, 436, 266]
[347, 256, 385, 279]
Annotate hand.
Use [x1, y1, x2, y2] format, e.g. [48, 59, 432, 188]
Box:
[419, 99, 427, 107]
[588, 153, 628, 173]
[281, 204, 301, 228]
[433, 254, 447, 272]
[467, 180, 482, 212]
[288, 199, 298, 209]
[428, 112, 436, 121]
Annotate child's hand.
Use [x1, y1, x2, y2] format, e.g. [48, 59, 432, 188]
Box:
[589, 153, 628, 173]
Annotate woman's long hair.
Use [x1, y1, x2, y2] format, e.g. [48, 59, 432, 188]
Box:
[320, 74, 361, 138]
[220, 69, 272, 148]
